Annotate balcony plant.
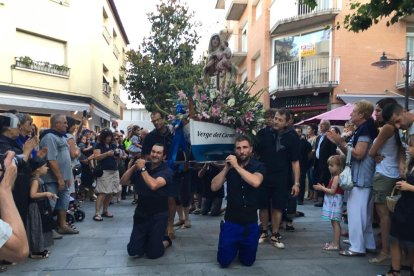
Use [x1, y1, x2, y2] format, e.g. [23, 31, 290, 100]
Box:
[19, 56, 34, 67]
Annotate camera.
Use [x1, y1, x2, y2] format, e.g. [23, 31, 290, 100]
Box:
[114, 149, 120, 156]
[0, 153, 24, 172]
[0, 113, 20, 129]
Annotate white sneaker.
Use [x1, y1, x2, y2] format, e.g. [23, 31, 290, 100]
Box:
[271, 233, 285, 249]
[258, 231, 268, 244]
[52, 230, 63, 240]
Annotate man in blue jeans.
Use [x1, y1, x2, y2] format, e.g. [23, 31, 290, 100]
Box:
[121, 143, 173, 259]
[211, 135, 265, 267]
[39, 114, 77, 235]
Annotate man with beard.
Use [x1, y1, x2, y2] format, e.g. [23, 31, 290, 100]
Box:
[121, 143, 174, 259]
[211, 136, 265, 268]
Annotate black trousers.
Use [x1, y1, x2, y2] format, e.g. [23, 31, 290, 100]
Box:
[127, 210, 168, 259]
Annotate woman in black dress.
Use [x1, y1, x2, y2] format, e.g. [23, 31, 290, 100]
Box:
[385, 159, 414, 276]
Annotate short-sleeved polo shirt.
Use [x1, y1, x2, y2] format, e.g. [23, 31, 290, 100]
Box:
[225, 158, 265, 225]
[132, 162, 173, 215]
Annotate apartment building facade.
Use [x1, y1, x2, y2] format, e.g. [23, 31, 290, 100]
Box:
[216, 0, 414, 119]
[0, 0, 128, 131]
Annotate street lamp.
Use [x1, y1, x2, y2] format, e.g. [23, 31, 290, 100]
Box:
[371, 52, 412, 110]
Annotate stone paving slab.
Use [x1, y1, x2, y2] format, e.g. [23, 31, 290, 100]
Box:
[2, 197, 389, 275]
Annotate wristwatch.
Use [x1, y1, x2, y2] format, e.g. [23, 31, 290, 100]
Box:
[140, 167, 146, 173]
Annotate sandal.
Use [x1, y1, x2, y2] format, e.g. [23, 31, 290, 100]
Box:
[101, 212, 113, 218]
[369, 251, 391, 264]
[93, 214, 103, 221]
[339, 249, 365, 257]
[384, 266, 400, 276]
[323, 243, 341, 251]
[181, 221, 191, 229]
[173, 220, 185, 227]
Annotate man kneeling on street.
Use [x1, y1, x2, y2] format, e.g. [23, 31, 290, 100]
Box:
[211, 135, 265, 268]
[121, 143, 173, 259]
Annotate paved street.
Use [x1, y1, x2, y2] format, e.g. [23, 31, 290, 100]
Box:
[4, 198, 388, 276]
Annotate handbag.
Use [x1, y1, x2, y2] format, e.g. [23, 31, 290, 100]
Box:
[386, 186, 401, 213]
[72, 163, 82, 176]
[339, 146, 354, 191]
[37, 185, 57, 233]
[93, 162, 103, 178]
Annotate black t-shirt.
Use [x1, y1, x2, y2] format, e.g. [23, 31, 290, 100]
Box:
[225, 159, 265, 225]
[299, 138, 312, 172]
[142, 129, 173, 157]
[257, 127, 300, 186]
[95, 143, 117, 171]
[131, 162, 173, 216]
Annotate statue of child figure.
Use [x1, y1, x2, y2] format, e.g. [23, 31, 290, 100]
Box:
[203, 34, 234, 91]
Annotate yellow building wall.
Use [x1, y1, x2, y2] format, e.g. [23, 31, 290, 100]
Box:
[0, 0, 127, 116]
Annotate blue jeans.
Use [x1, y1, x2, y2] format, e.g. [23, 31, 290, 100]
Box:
[44, 182, 70, 211]
[217, 221, 259, 268]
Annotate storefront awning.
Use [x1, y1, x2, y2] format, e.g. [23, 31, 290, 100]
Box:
[0, 93, 89, 114]
[91, 106, 111, 121]
[337, 93, 414, 110]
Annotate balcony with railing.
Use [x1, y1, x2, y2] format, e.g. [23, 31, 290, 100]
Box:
[270, 0, 341, 35]
[113, 44, 120, 59]
[102, 82, 112, 96]
[224, 0, 248, 21]
[14, 56, 70, 77]
[396, 60, 414, 89]
[113, 94, 120, 105]
[269, 56, 340, 93]
[102, 25, 111, 45]
[227, 34, 247, 66]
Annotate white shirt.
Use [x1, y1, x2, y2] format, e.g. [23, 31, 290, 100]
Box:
[0, 220, 12, 248]
[316, 134, 325, 159]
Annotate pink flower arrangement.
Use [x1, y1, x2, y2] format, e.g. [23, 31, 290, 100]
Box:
[167, 81, 266, 136]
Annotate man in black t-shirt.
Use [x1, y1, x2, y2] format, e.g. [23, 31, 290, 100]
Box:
[211, 136, 265, 268]
[142, 111, 186, 239]
[121, 143, 173, 259]
[256, 108, 300, 249]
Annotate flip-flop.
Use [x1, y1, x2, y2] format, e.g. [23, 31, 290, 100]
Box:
[173, 220, 185, 227]
[339, 250, 365, 257]
[93, 214, 103, 221]
[101, 212, 113, 218]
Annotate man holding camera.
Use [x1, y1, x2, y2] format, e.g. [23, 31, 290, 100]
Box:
[121, 143, 173, 259]
[211, 136, 265, 268]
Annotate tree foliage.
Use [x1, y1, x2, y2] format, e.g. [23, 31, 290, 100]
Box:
[303, 0, 414, 32]
[124, 0, 202, 112]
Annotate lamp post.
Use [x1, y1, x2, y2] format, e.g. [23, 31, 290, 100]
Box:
[371, 52, 412, 110]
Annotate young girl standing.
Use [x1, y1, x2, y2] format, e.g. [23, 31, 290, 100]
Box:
[314, 155, 345, 251]
[27, 156, 58, 259]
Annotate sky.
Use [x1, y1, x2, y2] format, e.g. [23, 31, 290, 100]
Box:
[113, 0, 225, 108]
